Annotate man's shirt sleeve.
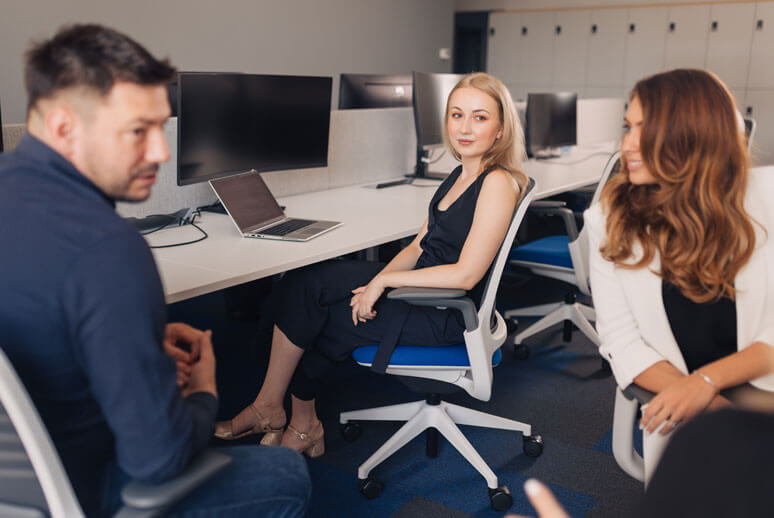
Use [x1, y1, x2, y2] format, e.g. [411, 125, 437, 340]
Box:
[60, 229, 217, 483]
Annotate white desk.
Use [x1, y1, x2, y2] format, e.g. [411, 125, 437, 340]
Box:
[150, 146, 614, 303]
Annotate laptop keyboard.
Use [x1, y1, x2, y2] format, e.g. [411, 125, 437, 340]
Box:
[259, 219, 316, 236]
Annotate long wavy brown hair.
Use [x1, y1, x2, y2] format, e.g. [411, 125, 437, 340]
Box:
[600, 69, 755, 303]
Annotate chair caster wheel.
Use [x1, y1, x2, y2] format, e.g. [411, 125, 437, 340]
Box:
[489, 485, 513, 511]
[340, 422, 362, 442]
[514, 344, 530, 360]
[523, 434, 544, 457]
[358, 476, 383, 499]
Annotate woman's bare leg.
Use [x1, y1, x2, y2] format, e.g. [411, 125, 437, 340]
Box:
[228, 325, 304, 433]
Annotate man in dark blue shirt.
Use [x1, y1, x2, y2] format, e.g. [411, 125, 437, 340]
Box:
[0, 24, 309, 517]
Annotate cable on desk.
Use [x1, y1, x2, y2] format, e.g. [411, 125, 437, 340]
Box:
[148, 211, 209, 249]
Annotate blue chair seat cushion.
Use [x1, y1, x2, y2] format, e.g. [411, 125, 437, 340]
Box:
[509, 235, 572, 268]
[352, 343, 502, 368]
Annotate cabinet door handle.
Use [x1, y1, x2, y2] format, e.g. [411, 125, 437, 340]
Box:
[669, 22, 676, 32]
[489, 27, 495, 36]
[522, 26, 528, 36]
[756, 19, 764, 30]
[711, 21, 718, 31]
[629, 23, 636, 33]
[747, 106, 753, 116]
[556, 25, 562, 35]
[591, 24, 598, 34]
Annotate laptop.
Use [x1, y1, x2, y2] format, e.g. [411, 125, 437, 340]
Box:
[209, 170, 341, 241]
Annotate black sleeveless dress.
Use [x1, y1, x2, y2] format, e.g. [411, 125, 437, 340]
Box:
[270, 165, 495, 399]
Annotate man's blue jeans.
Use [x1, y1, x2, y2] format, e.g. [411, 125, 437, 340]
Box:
[106, 445, 310, 517]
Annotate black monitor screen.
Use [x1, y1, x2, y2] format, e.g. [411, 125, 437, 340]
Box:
[338, 74, 413, 109]
[525, 92, 577, 156]
[177, 72, 332, 186]
[412, 71, 466, 148]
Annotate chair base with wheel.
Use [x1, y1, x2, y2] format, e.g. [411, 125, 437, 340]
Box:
[340, 346, 544, 512]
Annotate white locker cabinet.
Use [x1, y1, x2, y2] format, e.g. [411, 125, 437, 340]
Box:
[487, 12, 523, 84]
[664, 4, 711, 70]
[623, 7, 668, 89]
[747, 2, 774, 89]
[743, 89, 774, 167]
[518, 11, 555, 88]
[586, 9, 628, 88]
[552, 10, 590, 90]
[705, 3, 756, 89]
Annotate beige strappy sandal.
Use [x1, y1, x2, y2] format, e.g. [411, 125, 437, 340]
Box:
[284, 421, 325, 458]
[214, 403, 284, 444]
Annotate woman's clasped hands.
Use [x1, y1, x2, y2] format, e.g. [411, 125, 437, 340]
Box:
[350, 277, 386, 326]
[640, 372, 729, 435]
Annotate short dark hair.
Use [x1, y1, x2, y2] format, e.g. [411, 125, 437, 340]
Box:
[24, 24, 176, 111]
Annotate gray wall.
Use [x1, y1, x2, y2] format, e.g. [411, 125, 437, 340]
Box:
[1, 0, 455, 217]
[0, 0, 455, 123]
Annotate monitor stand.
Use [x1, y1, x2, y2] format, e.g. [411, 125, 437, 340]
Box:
[403, 149, 446, 181]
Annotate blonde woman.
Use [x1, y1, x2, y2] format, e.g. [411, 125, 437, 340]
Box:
[586, 69, 774, 480]
[215, 73, 528, 455]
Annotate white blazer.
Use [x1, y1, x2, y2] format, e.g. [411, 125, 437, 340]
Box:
[585, 166, 774, 391]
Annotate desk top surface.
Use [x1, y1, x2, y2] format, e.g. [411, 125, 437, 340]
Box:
[149, 146, 615, 303]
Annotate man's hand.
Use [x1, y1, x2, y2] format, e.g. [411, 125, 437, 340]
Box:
[641, 372, 718, 435]
[163, 323, 205, 388]
[182, 330, 217, 398]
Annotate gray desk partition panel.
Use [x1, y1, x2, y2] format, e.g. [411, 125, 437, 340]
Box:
[327, 107, 416, 188]
[1, 124, 26, 152]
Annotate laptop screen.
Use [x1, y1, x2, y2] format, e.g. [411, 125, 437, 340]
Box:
[210, 171, 284, 232]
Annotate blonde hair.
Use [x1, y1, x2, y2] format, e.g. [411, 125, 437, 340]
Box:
[442, 72, 527, 190]
[600, 69, 756, 303]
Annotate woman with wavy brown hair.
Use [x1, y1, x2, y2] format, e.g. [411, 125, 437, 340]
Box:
[585, 68, 774, 480]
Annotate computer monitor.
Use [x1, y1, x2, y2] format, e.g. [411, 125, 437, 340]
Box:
[412, 71, 465, 178]
[525, 92, 577, 159]
[338, 74, 413, 109]
[176, 72, 332, 186]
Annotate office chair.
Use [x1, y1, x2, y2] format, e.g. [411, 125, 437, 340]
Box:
[0, 347, 231, 518]
[339, 178, 540, 512]
[504, 151, 621, 359]
[611, 383, 653, 482]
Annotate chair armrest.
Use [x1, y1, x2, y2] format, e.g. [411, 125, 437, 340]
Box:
[621, 384, 655, 405]
[527, 203, 579, 241]
[529, 200, 567, 208]
[388, 287, 478, 332]
[117, 450, 231, 515]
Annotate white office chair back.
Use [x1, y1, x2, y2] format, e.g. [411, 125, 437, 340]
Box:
[0, 348, 85, 518]
[744, 117, 756, 153]
[465, 177, 536, 400]
[570, 150, 622, 296]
